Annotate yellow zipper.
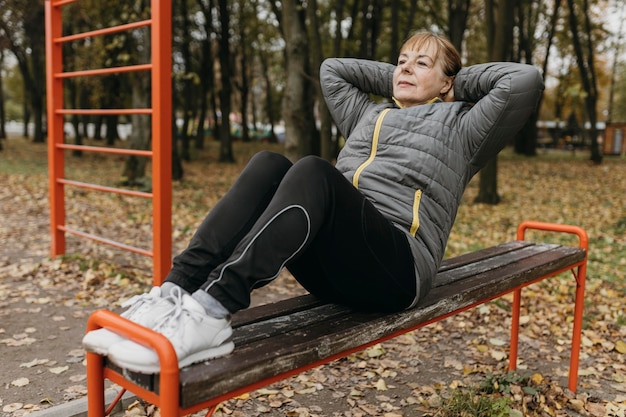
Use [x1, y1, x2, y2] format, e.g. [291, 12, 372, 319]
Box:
[410, 189, 422, 236]
[352, 108, 391, 188]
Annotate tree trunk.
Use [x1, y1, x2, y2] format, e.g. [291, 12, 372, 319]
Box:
[172, 108, 184, 180]
[238, 10, 251, 144]
[29, 19, 45, 144]
[122, 71, 151, 185]
[259, 50, 278, 143]
[122, 26, 152, 186]
[195, 0, 217, 149]
[179, 0, 194, 161]
[0, 50, 5, 143]
[217, 0, 234, 162]
[476, 0, 515, 205]
[106, 115, 119, 146]
[448, 0, 470, 51]
[307, 0, 334, 160]
[566, 0, 601, 163]
[332, 0, 346, 56]
[281, 0, 318, 161]
[68, 79, 83, 157]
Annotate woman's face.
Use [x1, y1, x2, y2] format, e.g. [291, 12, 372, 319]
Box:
[392, 44, 453, 108]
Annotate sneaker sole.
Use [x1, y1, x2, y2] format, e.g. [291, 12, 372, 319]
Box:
[82, 329, 126, 355]
[108, 341, 236, 374]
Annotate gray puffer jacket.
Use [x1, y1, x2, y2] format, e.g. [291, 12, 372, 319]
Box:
[320, 58, 544, 306]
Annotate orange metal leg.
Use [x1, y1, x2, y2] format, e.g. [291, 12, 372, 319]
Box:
[508, 288, 522, 371]
[86, 310, 182, 416]
[86, 352, 106, 417]
[516, 221, 588, 393]
[568, 264, 587, 392]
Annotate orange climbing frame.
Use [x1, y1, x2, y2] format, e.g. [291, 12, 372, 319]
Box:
[45, 0, 172, 284]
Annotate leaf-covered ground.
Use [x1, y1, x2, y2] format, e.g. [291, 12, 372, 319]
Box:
[0, 136, 624, 417]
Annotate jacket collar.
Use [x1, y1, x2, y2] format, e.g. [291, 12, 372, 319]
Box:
[392, 96, 442, 109]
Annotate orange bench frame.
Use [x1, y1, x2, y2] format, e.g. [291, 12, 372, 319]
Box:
[85, 221, 588, 417]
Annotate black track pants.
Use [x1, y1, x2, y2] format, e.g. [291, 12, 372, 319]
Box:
[165, 151, 417, 313]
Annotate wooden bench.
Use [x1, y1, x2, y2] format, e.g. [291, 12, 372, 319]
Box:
[85, 221, 588, 417]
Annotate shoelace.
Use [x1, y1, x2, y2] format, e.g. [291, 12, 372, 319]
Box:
[151, 287, 205, 337]
[121, 291, 157, 318]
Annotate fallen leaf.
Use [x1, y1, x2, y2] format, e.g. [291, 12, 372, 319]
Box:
[489, 338, 507, 346]
[20, 358, 49, 368]
[367, 344, 385, 358]
[49, 365, 69, 374]
[11, 377, 30, 387]
[490, 350, 507, 361]
[2, 403, 24, 412]
[70, 374, 87, 382]
[375, 378, 388, 391]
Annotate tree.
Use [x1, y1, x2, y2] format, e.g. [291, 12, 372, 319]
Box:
[566, 0, 602, 163]
[473, 0, 515, 205]
[195, 0, 218, 150]
[513, 0, 548, 156]
[606, 1, 624, 123]
[0, 0, 46, 143]
[175, 0, 196, 162]
[121, 24, 153, 186]
[216, 0, 234, 162]
[280, 0, 318, 161]
[448, 0, 470, 51]
[307, 0, 334, 160]
[0, 48, 6, 145]
[516, 0, 562, 155]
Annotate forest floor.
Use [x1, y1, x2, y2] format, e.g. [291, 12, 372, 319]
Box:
[0, 135, 625, 417]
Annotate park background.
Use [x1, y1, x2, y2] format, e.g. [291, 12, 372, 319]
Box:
[1, 0, 626, 416]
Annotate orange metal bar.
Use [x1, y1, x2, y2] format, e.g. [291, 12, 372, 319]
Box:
[87, 311, 181, 417]
[56, 63, 152, 79]
[510, 221, 588, 393]
[58, 179, 153, 199]
[45, 0, 66, 256]
[510, 287, 522, 375]
[60, 226, 153, 257]
[52, 0, 78, 6]
[151, 0, 173, 285]
[56, 108, 153, 115]
[56, 143, 153, 157]
[105, 388, 128, 416]
[55, 19, 152, 44]
[86, 352, 106, 417]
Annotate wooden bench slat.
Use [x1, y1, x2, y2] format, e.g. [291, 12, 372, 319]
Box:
[433, 242, 557, 287]
[232, 302, 349, 346]
[437, 240, 533, 274]
[232, 294, 323, 328]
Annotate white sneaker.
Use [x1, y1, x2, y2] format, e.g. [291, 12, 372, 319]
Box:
[82, 286, 170, 355]
[107, 288, 234, 374]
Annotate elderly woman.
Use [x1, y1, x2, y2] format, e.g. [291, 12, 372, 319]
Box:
[83, 31, 544, 373]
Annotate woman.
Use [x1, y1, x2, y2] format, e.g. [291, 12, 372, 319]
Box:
[83, 31, 544, 374]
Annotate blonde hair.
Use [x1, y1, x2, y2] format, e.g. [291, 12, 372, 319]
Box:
[400, 32, 462, 77]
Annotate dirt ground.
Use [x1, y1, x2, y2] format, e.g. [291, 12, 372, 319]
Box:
[1, 152, 625, 417]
